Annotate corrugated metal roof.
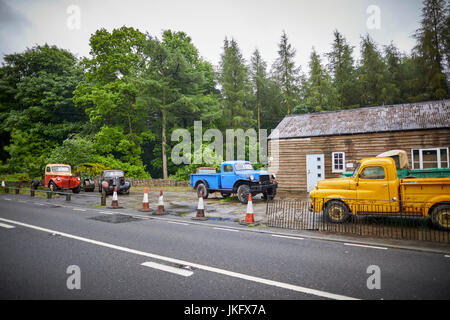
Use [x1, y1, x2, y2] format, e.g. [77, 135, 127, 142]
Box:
[269, 100, 450, 140]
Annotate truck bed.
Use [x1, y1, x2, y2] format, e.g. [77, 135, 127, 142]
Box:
[190, 173, 221, 189]
[400, 177, 450, 203]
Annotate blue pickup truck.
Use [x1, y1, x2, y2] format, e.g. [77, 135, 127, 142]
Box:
[190, 161, 278, 204]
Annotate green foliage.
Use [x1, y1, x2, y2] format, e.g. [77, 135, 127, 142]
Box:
[93, 155, 150, 179]
[304, 48, 339, 112]
[271, 31, 302, 115]
[413, 0, 449, 100]
[219, 38, 255, 129]
[46, 137, 95, 168]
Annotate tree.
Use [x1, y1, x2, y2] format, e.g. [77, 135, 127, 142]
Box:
[326, 30, 359, 108]
[218, 38, 254, 129]
[358, 35, 386, 106]
[250, 48, 267, 142]
[381, 42, 402, 104]
[0, 44, 85, 176]
[73, 27, 151, 176]
[139, 30, 220, 178]
[413, 0, 449, 100]
[304, 48, 339, 112]
[271, 31, 301, 115]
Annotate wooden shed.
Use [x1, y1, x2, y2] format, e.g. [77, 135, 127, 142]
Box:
[268, 100, 450, 193]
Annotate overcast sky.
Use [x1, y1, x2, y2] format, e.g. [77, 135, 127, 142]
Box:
[0, 0, 423, 72]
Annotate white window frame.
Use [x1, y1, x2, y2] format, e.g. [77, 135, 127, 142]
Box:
[411, 147, 449, 169]
[332, 152, 345, 173]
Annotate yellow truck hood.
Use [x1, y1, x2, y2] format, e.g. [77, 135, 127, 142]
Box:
[316, 177, 351, 190]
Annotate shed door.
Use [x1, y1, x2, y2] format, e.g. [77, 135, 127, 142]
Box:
[306, 154, 325, 192]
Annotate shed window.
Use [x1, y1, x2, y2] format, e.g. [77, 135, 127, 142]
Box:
[332, 152, 345, 173]
[411, 147, 449, 169]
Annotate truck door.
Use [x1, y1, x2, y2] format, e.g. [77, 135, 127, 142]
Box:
[221, 164, 235, 189]
[356, 165, 395, 213]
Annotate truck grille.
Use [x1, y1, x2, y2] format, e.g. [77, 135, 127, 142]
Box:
[259, 175, 270, 183]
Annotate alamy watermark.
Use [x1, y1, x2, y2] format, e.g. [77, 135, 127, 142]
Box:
[66, 265, 81, 290]
[366, 5, 381, 30]
[366, 265, 381, 290]
[66, 4, 81, 30]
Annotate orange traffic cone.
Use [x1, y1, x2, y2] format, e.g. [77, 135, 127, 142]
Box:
[108, 186, 123, 209]
[192, 190, 208, 221]
[153, 189, 167, 215]
[240, 193, 259, 226]
[139, 187, 151, 212]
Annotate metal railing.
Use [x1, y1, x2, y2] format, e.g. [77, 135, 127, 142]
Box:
[266, 198, 450, 244]
[0, 182, 106, 204]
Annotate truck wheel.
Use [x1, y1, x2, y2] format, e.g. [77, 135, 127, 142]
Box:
[196, 183, 208, 199]
[72, 185, 81, 194]
[237, 184, 250, 204]
[49, 181, 57, 192]
[431, 205, 450, 231]
[325, 200, 350, 223]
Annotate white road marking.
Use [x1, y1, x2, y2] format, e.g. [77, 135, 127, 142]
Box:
[167, 221, 189, 226]
[0, 222, 15, 229]
[213, 227, 239, 232]
[0, 217, 358, 300]
[344, 243, 387, 250]
[4, 198, 11, 201]
[272, 234, 304, 240]
[72, 208, 86, 212]
[141, 261, 193, 277]
[99, 211, 114, 215]
[445, 255, 450, 258]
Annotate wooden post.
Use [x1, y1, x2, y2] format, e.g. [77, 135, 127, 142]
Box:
[101, 190, 106, 206]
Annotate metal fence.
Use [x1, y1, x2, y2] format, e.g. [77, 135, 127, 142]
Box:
[266, 198, 450, 244]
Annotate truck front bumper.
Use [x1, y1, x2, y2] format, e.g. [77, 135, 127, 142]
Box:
[250, 182, 278, 195]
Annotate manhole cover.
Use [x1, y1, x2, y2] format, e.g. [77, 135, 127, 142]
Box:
[89, 214, 141, 224]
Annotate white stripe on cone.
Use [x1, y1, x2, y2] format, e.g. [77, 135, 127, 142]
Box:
[246, 197, 253, 214]
[143, 192, 148, 203]
[197, 196, 204, 210]
[112, 189, 118, 201]
[158, 195, 164, 206]
[1, 180, 4, 187]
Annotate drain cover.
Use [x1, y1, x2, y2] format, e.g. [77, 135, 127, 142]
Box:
[89, 214, 140, 224]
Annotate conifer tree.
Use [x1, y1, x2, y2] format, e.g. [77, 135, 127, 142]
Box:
[218, 38, 254, 129]
[413, 0, 449, 99]
[271, 31, 301, 115]
[358, 35, 386, 106]
[326, 30, 359, 108]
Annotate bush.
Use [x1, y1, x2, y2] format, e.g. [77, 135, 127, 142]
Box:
[93, 155, 150, 179]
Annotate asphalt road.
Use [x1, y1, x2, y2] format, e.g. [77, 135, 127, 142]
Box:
[0, 193, 449, 301]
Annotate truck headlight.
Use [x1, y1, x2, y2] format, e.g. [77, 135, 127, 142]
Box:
[77, 177, 80, 181]
[250, 175, 254, 181]
[56, 177, 60, 181]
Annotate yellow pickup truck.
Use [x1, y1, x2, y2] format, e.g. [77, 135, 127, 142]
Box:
[310, 157, 450, 230]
